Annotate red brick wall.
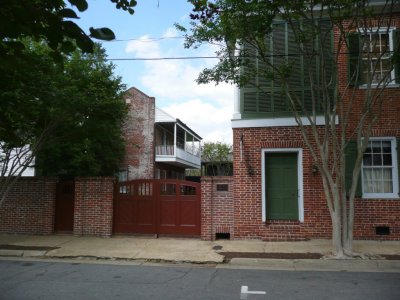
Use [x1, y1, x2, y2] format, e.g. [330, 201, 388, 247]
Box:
[122, 87, 155, 180]
[0, 178, 57, 235]
[73, 177, 115, 237]
[201, 177, 234, 240]
[228, 15, 400, 241]
[0, 177, 116, 237]
[354, 199, 400, 240]
[233, 128, 331, 241]
[336, 16, 400, 134]
[232, 126, 400, 241]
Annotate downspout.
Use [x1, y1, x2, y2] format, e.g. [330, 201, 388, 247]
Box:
[240, 133, 244, 162]
[211, 176, 214, 241]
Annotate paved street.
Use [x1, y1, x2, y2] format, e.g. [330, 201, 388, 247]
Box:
[1, 258, 399, 300]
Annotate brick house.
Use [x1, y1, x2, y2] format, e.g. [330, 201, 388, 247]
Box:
[227, 3, 400, 241]
[120, 87, 202, 181]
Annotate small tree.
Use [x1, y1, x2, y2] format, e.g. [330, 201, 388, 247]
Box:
[178, 0, 400, 257]
[0, 43, 127, 206]
[202, 142, 233, 176]
[35, 46, 127, 177]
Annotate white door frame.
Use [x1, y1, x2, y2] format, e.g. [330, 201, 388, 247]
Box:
[261, 148, 304, 222]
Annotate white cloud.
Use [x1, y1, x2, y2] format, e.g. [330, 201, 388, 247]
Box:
[124, 28, 234, 143]
[162, 27, 179, 38]
[162, 99, 233, 143]
[125, 35, 161, 58]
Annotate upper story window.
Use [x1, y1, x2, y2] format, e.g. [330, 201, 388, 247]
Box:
[349, 27, 399, 87]
[361, 28, 395, 85]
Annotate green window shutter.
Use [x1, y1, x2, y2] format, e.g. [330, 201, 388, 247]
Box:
[272, 22, 286, 68]
[287, 25, 302, 89]
[243, 42, 258, 87]
[347, 32, 361, 86]
[345, 140, 362, 197]
[259, 92, 272, 112]
[271, 22, 289, 113]
[243, 91, 257, 113]
[393, 28, 400, 84]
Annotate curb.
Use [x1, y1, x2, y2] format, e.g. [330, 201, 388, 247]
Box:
[2, 251, 400, 273]
[224, 258, 400, 272]
[0, 249, 47, 258]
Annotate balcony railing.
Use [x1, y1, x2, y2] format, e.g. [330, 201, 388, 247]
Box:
[156, 145, 174, 156]
[155, 144, 201, 168]
[155, 144, 200, 157]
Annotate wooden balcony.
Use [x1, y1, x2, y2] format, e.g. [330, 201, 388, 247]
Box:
[155, 144, 201, 169]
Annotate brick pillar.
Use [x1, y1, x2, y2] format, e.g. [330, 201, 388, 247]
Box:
[73, 177, 115, 237]
[201, 176, 234, 240]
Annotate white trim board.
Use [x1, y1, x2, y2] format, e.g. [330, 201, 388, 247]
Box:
[232, 116, 338, 128]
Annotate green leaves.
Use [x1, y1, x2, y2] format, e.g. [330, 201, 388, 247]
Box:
[62, 21, 94, 52]
[89, 27, 116, 41]
[0, 0, 138, 68]
[59, 8, 80, 19]
[202, 142, 232, 163]
[111, 0, 136, 14]
[201, 142, 233, 176]
[68, 0, 89, 12]
[1, 43, 128, 177]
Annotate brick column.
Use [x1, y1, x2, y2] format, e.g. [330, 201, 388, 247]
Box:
[201, 176, 234, 240]
[73, 177, 115, 237]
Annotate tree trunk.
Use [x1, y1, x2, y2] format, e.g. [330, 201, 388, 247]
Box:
[332, 211, 344, 257]
[344, 195, 355, 253]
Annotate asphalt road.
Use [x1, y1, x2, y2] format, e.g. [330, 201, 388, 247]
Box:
[0, 258, 399, 300]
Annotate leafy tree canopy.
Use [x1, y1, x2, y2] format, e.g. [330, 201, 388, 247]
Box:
[0, 42, 127, 178]
[202, 141, 232, 163]
[201, 141, 233, 176]
[177, 0, 399, 87]
[0, 0, 137, 65]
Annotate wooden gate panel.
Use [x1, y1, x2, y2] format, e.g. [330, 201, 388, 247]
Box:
[158, 181, 200, 236]
[55, 181, 75, 232]
[133, 196, 156, 233]
[114, 198, 134, 232]
[114, 180, 200, 236]
[180, 198, 198, 226]
[113, 183, 135, 233]
[178, 182, 200, 235]
[158, 182, 177, 227]
[159, 197, 177, 226]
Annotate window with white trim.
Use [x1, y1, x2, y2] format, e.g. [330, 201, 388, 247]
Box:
[360, 28, 395, 85]
[348, 27, 400, 87]
[362, 138, 399, 198]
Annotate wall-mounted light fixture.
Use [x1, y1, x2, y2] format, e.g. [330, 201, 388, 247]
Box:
[312, 164, 318, 174]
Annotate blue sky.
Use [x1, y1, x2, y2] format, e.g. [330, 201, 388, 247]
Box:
[75, 0, 234, 143]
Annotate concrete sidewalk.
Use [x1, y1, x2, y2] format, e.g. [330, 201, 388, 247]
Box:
[0, 234, 399, 272]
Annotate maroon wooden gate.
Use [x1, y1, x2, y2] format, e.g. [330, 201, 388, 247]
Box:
[55, 181, 75, 232]
[113, 180, 201, 236]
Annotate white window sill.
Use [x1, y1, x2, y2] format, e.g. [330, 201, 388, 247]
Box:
[358, 83, 400, 89]
[362, 193, 400, 199]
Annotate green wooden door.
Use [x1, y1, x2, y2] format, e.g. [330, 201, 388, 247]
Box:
[265, 152, 298, 220]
